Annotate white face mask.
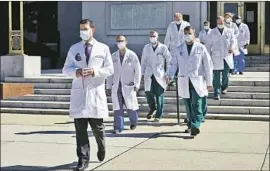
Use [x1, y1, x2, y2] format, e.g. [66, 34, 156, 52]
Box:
[217, 24, 224, 29]
[80, 30, 91, 41]
[184, 34, 194, 42]
[117, 42, 126, 49]
[225, 18, 231, 23]
[236, 19, 241, 24]
[150, 37, 158, 43]
[204, 26, 209, 30]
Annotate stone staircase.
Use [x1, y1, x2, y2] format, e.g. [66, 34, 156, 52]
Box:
[0, 56, 269, 121]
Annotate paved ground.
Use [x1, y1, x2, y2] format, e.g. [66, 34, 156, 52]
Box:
[1, 114, 269, 170]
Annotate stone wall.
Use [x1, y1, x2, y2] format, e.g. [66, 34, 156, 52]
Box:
[58, 1, 207, 65]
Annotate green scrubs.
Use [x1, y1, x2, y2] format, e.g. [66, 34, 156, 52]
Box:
[213, 60, 230, 96]
[183, 80, 204, 129]
[145, 75, 165, 119]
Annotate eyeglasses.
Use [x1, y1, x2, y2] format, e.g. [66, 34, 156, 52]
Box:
[116, 40, 125, 43]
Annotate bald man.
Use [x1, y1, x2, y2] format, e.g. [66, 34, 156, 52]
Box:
[164, 13, 190, 86]
[164, 13, 190, 52]
[205, 16, 236, 100]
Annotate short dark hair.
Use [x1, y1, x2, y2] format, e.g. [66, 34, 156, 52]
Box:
[204, 21, 210, 25]
[184, 26, 195, 32]
[80, 19, 94, 28]
[116, 35, 127, 41]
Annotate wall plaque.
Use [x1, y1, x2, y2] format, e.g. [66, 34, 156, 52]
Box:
[110, 3, 167, 30]
[106, 2, 172, 36]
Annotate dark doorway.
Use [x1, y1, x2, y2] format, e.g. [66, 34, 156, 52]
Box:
[244, 2, 258, 45]
[0, 2, 9, 56]
[209, 1, 217, 28]
[23, 2, 59, 69]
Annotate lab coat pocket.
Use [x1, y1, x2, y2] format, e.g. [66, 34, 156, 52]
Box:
[144, 67, 152, 78]
[122, 84, 138, 110]
[71, 79, 83, 89]
[90, 55, 105, 67]
[157, 54, 164, 65]
[70, 89, 86, 114]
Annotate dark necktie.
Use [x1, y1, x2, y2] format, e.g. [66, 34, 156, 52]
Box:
[85, 43, 92, 65]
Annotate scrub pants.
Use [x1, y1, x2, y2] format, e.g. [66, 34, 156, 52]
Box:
[145, 75, 165, 119]
[74, 118, 105, 162]
[114, 86, 138, 131]
[183, 80, 204, 129]
[213, 60, 230, 96]
[234, 49, 245, 73]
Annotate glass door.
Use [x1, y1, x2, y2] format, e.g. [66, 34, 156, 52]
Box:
[217, 2, 243, 17]
[217, 2, 261, 54]
[243, 2, 261, 54]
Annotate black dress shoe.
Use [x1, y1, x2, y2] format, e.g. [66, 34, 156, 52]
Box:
[184, 128, 191, 133]
[130, 125, 136, 130]
[190, 127, 200, 136]
[214, 96, 220, 100]
[147, 109, 156, 119]
[74, 159, 89, 171]
[239, 72, 243, 75]
[97, 149, 105, 162]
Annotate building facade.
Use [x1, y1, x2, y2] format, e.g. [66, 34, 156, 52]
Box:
[0, 1, 269, 69]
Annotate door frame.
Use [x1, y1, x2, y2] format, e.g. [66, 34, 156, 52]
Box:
[261, 1, 269, 55]
[217, 1, 263, 55]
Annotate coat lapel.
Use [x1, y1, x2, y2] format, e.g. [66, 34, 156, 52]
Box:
[122, 49, 130, 65]
[189, 42, 197, 56]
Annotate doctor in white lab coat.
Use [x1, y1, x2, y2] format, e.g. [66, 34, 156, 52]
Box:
[141, 30, 172, 122]
[224, 12, 240, 74]
[62, 19, 114, 171]
[164, 13, 190, 86]
[205, 16, 236, 100]
[164, 13, 190, 51]
[168, 26, 213, 136]
[233, 15, 250, 74]
[198, 21, 212, 45]
[106, 35, 141, 134]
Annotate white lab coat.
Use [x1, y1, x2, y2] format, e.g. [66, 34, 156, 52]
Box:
[237, 23, 250, 54]
[164, 21, 190, 51]
[106, 49, 141, 111]
[198, 29, 212, 44]
[62, 39, 114, 119]
[168, 42, 213, 98]
[205, 27, 236, 70]
[225, 22, 240, 56]
[141, 42, 172, 91]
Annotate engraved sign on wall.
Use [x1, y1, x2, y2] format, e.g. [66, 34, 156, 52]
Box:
[110, 2, 167, 30]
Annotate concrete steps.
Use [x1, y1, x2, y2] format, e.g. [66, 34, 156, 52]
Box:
[1, 110, 268, 121]
[245, 67, 269, 72]
[4, 95, 269, 107]
[30, 89, 269, 99]
[1, 100, 269, 115]
[1, 59, 269, 121]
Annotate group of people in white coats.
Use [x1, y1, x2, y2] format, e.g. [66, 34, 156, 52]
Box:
[62, 11, 250, 170]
